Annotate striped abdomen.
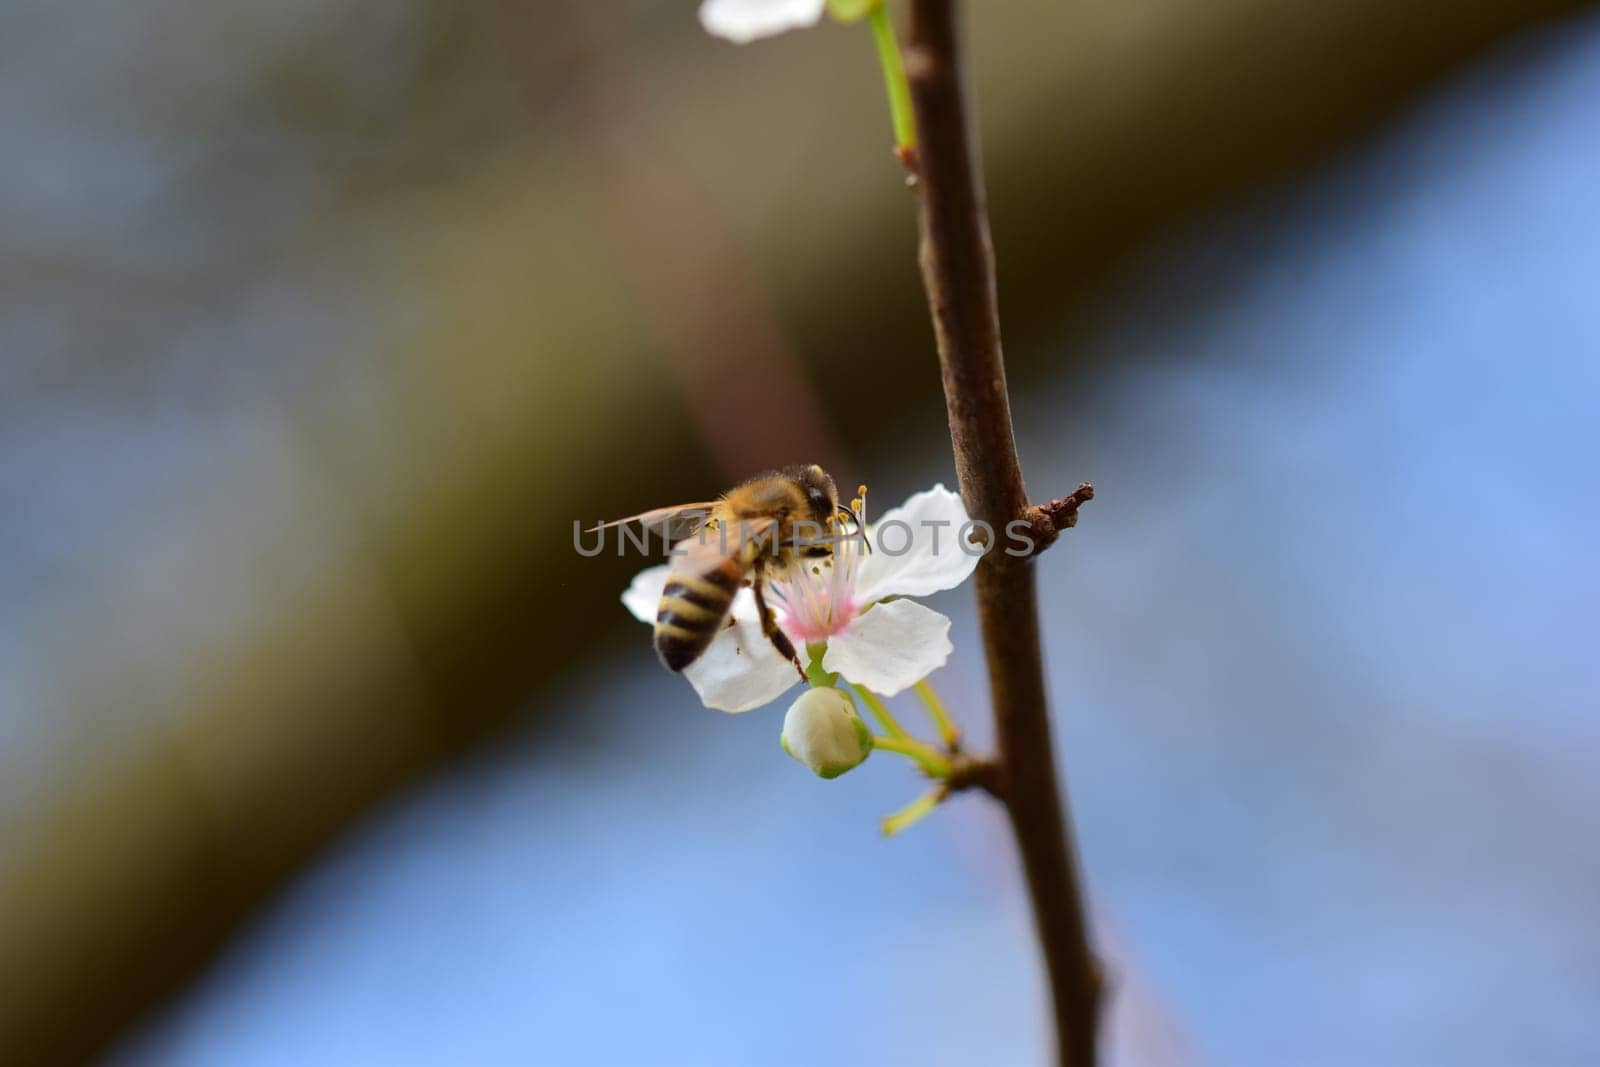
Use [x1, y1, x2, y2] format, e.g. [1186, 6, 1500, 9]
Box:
[654, 556, 744, 672]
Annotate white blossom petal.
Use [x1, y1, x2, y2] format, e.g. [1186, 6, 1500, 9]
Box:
[854, 484, 981, 603]
[726, 586, 760, 623]
[683, 607, 799, 712]
[822, 598, 952, 697]
[621, 564, 671, 623]
[698, 0, 826, 43]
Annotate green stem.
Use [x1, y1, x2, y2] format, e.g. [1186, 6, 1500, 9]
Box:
[851, 683, 909, 739]
[804, 644, 837, 688]
[871, 734, 952, 778]
[868, 4, 916, 152]
[881, 786, 947, 836]
[914, 679, 959, 746]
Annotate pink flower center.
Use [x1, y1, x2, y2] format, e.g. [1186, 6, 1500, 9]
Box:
[770, 553, 860, 643]
[768, 521, 869, 644]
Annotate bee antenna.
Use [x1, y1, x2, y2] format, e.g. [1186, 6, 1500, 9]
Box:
[831, 504, 852, 543]
[837, 503, 870, 553]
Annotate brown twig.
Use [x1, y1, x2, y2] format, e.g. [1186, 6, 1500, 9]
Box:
[1023, 481, 1096, 556]
[903, 2, 1103, 1063]
[945, 754, 1004, 799]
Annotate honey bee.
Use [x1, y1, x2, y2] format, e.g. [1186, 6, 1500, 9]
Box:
[600, 464, 859, 677]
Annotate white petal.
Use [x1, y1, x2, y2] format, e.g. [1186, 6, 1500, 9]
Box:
[684, 608, 799, 712]
[854, 485, 981, 603]
[727, 586, 761, 623]
[621, 565, 671, 624]
[698, 0, 826, 43]
[822, 599, 952, 697]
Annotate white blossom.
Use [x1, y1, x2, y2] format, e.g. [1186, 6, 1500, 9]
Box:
[698, 0, 826, 44]
[621, 484, 979, 712]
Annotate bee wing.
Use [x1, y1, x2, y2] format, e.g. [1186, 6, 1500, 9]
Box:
[664, 515, 778, 578]
[589, 502, 720, 543]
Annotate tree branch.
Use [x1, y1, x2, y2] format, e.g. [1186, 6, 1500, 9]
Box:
[903, 2, 1103, 1063]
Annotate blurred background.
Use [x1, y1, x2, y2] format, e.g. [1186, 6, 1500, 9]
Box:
[4, 1, 1599, 1064]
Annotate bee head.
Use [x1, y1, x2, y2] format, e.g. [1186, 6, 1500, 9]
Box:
[789, 463, 840, 527]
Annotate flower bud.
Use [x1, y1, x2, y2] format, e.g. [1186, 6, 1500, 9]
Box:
[780, 687, 872, 779]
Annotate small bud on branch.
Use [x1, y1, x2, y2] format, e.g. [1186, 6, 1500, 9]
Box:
[1020, 482, 1096, 557]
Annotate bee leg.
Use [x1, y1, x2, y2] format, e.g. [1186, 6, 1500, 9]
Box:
[752, 570, 805, 681]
